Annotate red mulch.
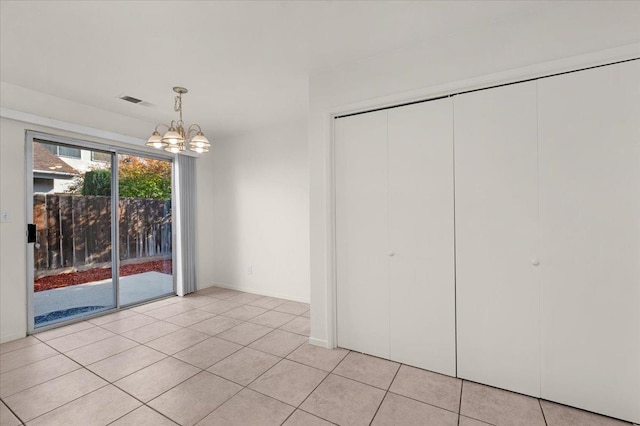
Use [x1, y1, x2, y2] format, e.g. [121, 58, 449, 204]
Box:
[34, 260, 172, 292]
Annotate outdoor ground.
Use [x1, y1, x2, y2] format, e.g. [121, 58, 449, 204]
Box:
[34, 260, 172, 291]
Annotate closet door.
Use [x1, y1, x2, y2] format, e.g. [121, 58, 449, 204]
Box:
[454, 82, 540, 396]
[538, 60, 640, 423]
[387, 99, 456, 376]
[335, 110, 390, 358]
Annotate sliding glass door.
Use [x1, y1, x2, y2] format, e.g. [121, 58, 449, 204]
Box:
[118, 153, 173, 306]
[27, 133, 175, 331]
[30, 139, 116, 327]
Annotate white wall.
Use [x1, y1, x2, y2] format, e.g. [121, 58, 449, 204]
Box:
[0, 118, 28, 342]
[197, 119, 310, 302]
[308, 3, 640, 347]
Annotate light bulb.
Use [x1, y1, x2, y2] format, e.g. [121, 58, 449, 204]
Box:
[162, 129, 183, 145]
[146, 131, 166, 149]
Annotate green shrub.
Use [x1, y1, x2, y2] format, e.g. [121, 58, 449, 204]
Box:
[82, 169, 111, 195]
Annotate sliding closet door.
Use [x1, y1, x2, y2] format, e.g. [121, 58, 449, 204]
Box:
[335, 110, 390, 358]
[387, 99, 456, 376]
[538, 60, 640, 423]
[455, 82, 540, 396]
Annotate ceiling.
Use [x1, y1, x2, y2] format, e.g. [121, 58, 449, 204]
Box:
[1, 1, 575, 139]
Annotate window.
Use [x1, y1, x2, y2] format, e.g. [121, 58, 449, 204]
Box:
[91, 151, 111, 162]
[42, 142, 81, 159]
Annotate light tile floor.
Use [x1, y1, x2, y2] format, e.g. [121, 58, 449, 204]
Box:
[0, 286, 637, 426]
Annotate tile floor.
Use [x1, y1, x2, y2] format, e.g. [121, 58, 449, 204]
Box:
[0, 286, 636, 426]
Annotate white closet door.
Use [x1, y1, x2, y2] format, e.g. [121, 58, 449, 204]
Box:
[335, 110, 390, 359]
[538, 60, 640, 423]
[387, 99, 456, 376]
[454, 82, 540, 396]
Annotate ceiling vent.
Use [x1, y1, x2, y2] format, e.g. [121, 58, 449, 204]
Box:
[119, 95, 143, 104]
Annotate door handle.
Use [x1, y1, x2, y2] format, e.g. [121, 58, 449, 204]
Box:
[388, 251, 395, 257]
[27, 224, 36, 243]
[531, 258, 540, 267]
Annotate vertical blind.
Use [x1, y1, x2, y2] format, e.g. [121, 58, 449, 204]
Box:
[176, 155, 198, 295]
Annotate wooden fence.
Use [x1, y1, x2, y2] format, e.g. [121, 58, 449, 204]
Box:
[34, 194, 171, 275]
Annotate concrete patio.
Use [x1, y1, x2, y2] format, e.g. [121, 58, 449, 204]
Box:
[34, 271, 174, 326]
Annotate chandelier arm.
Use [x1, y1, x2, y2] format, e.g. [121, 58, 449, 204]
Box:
[186, 124, 203, 137]
[154, 123, 170, 134]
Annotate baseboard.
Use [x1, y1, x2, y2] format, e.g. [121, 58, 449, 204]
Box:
[204, 282, 310, 304]
[308, 337, 330, 349]
[0, 330, 27, 344]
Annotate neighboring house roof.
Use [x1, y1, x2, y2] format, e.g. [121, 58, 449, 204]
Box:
[33, 142, 79, 179]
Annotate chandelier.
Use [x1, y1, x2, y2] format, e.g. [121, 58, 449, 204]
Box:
[146, 86, 211, 154]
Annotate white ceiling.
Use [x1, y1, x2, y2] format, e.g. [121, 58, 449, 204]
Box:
[0, 1, 583, 138]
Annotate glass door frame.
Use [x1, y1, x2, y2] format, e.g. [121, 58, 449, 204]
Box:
[25, 130, 176, 333]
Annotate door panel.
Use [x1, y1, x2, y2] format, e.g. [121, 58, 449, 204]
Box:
[31, 140, 116, 328]
[454, 82, 540, 396]
[387, 98, 456, 376]
[538, 60, 640, 423]
[118, 154, 174, 306]
[336, 110, 390, 358]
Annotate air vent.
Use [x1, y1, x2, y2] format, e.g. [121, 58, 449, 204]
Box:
[119, 95, 143, 104]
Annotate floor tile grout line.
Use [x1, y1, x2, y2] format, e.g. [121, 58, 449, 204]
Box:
[539, 399, 549, 426]
[291, 347, 353, 424]
[172, 377, 246, 426]
[458, 380, 464, 426]
[288, 352, 466, 419]
[200, 324, 278, 347]
[90, 344, 240, 425]
[385, 389, 465, 418]
[245, 337, 308, 360]
[31, 322, 96, 343]
[140, 329, 213, 354]
[104, 403, 177, 426]
[136, 307, 305, 360]
[16, 381, 112, 424]
[109, 359, 205, 408]
[459, 414, 495, 426]
[0, 339, 40, 356]
[184, 329, 308, 381]
[169, 342, 244, 372]
[140, 404, 181, 426]
[366, 363, 402, 426]
[0, 395, 27, 426]
[40, 322, 127, 354]
[0, 336, 81, 378]
[242, 346, 309, 391]
[0, 357, 85, 400]
[290, 408, 340, 425]
[62, 333, 141, 362]
[329, 369, 397, 393]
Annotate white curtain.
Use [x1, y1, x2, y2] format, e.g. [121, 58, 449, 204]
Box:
[175, 155, 197, 295]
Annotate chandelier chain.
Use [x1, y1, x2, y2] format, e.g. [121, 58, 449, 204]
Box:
[174, 94, 183, 122]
